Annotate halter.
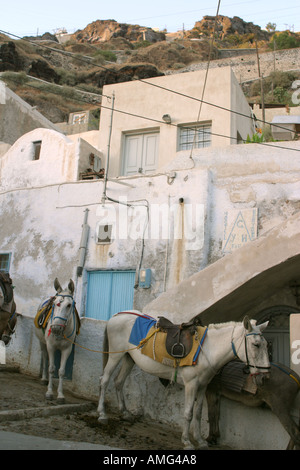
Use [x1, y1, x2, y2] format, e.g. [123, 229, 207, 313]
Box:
[49, 294, 76, 339]
[231, 328, 270, 372]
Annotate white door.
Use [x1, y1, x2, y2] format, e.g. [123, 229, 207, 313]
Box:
[123, 132, 159, 176]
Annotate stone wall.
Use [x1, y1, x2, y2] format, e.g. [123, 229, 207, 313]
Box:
[173, 47, 300, 83]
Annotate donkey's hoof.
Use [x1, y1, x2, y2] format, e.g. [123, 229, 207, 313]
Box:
[46, 393, 54, 401]
[57, 397, 65, 404]
[41, 379, 48, 385]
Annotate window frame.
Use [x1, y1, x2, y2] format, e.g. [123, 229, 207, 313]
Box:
[0, 253, 11, 273]
[178, 122, 212, 151]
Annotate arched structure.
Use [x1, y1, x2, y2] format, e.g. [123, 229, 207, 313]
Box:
[143, 211, 300, 326]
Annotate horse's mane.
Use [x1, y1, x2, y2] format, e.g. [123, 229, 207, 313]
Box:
[207, 321, 241, 330]
[207, 319, 257, 330]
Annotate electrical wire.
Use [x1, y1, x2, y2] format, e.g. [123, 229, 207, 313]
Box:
[190, 0, 222, 162]
[0, 27, 298, 137]
[1, 28, 299, 149]
[99, 103, 300, 152]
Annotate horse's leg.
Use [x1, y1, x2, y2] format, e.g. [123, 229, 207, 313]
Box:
[192, 386, 209, 449]
[182, 377, 199, 450]
[97, 352, 126, 424]
[40, 343, 48, 385]
[272, 406, 300, 449]
[114, 354, 135, 420]
[57, 346, 71, 403]
[205, 385, 221, 445]
[46, 347, 55, 400]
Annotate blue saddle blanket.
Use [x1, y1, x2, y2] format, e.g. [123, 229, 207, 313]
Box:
[129, 314, 157, 346]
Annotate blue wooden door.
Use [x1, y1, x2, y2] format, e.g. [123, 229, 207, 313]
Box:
[86, 270, 135, 320]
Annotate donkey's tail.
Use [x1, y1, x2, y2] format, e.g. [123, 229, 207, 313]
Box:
[102, 325, 109, 370]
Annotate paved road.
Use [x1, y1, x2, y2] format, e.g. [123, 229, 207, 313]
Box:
[0, 430, 120, 450]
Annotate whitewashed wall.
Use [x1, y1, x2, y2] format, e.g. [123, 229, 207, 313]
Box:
[1, 132, 300, 449]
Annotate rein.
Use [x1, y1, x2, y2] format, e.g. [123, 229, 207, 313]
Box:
[231, 329, 270, 372]
[49, 294, 77, 339]
[271, 362, 300, 389]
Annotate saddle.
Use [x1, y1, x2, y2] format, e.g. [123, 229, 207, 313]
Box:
[34, 297, 55, 329]
[157, 316, 200, 359]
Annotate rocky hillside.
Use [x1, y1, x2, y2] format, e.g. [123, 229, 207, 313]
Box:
[72, 19, 166, 44]
[187, 15, 270, 42]
[0, 15, 299, 124]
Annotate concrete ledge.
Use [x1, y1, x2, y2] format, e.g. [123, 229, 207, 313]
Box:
[0, 402, 95, 423]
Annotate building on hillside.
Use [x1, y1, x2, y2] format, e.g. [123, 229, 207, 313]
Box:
[98, 67, 255, 177]
[271, 115, 300, 141]
[0, 80, 61, 148]
[56, 110, 100, 136]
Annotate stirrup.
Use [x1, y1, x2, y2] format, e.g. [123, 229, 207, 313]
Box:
[171, 342, 186, 358]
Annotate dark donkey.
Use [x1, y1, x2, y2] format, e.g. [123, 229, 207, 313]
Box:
[206, 361, 300, 450]
[0, 272, 17, 345]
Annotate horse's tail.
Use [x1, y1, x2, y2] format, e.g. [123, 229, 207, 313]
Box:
[102, 325, 109, 370]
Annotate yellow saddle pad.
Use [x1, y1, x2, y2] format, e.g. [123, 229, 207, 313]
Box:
[34, 299, 81, 335]
[139, 325, 207, 368]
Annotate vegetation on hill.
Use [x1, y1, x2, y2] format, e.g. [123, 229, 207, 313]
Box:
[0, 15, 299, 124]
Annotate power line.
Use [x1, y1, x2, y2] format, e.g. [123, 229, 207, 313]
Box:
[4, 70, 298, 152]
[99, 102, 300, 152]
[0, 27, 297, 137]
[191, 0, 222, 160]
[1, 28, 299, 148]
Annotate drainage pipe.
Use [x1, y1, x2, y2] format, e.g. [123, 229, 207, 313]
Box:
[77, 208, 90, 277]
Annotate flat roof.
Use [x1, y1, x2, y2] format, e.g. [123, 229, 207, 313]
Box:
[272, 115, 300, 124]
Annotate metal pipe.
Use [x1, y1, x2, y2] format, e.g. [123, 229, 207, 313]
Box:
[77, 208, 89, 277]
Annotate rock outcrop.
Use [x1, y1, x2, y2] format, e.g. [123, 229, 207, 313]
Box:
[73, 19, 166, 44]
[188, 15, 270, 41]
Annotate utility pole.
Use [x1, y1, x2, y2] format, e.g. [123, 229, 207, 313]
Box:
[101, 92, 115, 205]
[255, 39, 265, 127]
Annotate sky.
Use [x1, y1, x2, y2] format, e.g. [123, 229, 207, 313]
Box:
[1, 0, 299, 39]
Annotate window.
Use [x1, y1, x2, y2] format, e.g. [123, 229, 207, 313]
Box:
[32, 141, 42, 160]
[0, 253, 11, 272]
[179, 124, 211, 150]
[72, 113, 87, 125]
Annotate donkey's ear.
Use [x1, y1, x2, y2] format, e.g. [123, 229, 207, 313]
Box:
[68, 279, 75, 295]
[54, 278, 62, 293]
[243, 315, 253, 332]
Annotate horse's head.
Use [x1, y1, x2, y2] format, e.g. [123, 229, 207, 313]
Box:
[0, 272, 14, 308]
[1, 309, 17, 345]
[50, 278, 75, 338]
[235, 316, 270, 376]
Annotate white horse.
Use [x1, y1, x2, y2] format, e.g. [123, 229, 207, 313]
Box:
[35, 278, 79, 403]
[98, 312, 270, 450]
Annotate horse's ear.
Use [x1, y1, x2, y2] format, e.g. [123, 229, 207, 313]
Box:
[243, 315, 253, 332]
[68, 279, 75, 295]
[54, 278, 62, 293]
[258, 320, 269, 332]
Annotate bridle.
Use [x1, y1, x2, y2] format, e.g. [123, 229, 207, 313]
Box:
[49, 294, 76, 339]
[1, 308, 17, 344]
[231, 328, 271, 372]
